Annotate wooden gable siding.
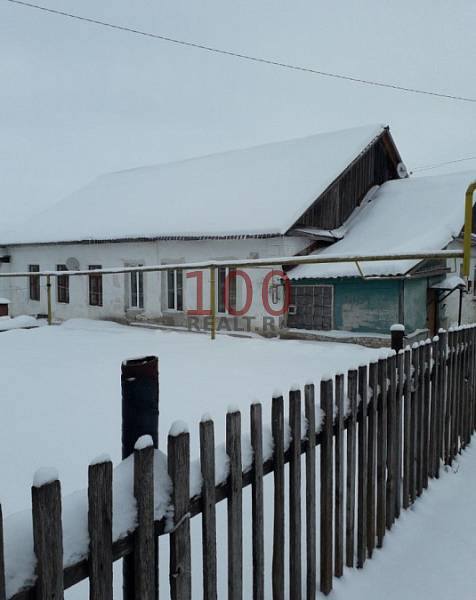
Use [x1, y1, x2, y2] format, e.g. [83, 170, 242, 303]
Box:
[409, 258, 449, 277]
[293, 129, 401, 230]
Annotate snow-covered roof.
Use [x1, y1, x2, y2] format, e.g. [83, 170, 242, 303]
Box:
[289, 171, 476, 279]
[2, 124, 386, 245]
[430, 274, 465, 291]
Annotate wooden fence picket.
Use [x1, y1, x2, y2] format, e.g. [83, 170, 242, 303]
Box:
[416, 343, 425, 497]
[345, 369, 358, 568]
[366, 362, 378, 558]
[289, 389, 302, 600]
[320, 379, 333, 595]
[134, 440, 156, 600]
[88, 459, 113, 600]
[376, 357, 387, 547]
[445, 330, 454, 465]
[304, 384, 317, 600]
[465, 328, 472, 446]
[450, 331, 459, 459]
[460, 329, 466, 450]
[463, 328, 471, 447]
[334, 374, 345, 578]
[395, 350, 404, 519]
[200, 418, 217, 600]
[422, 342, 431, 490]
[454, 330, 462, 455]
[428, 338, 439, 479]
[402, 347, 412, 509]
[437, 331, 448, 474]
[226, 410, 243, 600]
[250, 403, 264, 600]
[469, 327, 476, 435]
[386, 354, 397, 529]
[32, 475, 64, 600]
[357, 365, 368, 568]
[469, 326, 476, 435]
[0, 505, 6, 600]
[272, 395, 285, 600]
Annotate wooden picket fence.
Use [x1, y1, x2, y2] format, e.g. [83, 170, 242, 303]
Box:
[3, 324, 476, 600]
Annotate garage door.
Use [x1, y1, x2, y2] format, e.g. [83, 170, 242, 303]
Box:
[287, 285, 334, 331]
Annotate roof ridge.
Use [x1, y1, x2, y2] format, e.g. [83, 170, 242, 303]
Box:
[102, 123, 387, 179]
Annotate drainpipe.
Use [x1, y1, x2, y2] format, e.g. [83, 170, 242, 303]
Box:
[458, 288, 463, 326]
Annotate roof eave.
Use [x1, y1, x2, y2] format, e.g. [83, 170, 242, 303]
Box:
[2, 232, 285, 248]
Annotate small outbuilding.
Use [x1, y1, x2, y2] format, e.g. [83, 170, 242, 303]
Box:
[287, 171, 476, 340]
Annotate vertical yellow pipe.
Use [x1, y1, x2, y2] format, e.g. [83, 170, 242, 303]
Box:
[463, 182, 476, 280]
[210, 266, 216, 340]
[46, 274, 52, 325]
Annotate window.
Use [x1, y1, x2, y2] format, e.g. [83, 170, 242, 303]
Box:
[56, 264, 69, 304]
[217, 267, 237, 313]
[130, 268, 144, 308]
[89, 265, 103, 306]
[167, 268, 183, 311]
[29, 265, 40, 301]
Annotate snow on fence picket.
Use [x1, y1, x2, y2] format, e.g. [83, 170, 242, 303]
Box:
[2, 324, 476, 600]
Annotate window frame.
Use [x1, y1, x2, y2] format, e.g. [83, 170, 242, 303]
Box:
[56, 264, 70, 304]
[88, 265, 103, 307]
[166, 268, 184, 312]
[217, 266, 237, 314]
[28, 264, 40, 302]
[130, 267, 144, 309]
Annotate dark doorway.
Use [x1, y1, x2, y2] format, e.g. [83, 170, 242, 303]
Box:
[287, 285, 334, 330]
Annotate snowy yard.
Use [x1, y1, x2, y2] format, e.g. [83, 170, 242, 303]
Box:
[0, 319, 381, 516]
[0, 319, 474, 599]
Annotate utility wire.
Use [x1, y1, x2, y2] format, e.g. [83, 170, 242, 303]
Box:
[411, 156, 476, 173]
[5, 0, 476, 104]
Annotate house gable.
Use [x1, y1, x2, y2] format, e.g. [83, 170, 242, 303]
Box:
[291, 128, 402, 230]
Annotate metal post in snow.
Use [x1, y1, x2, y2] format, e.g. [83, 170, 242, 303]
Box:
[458, 288, 463, 326]
[391, 324, 405, 353]
[46, 275, 52, 326]
[121, 356, 159, 600]
[210, 266, 217, 340]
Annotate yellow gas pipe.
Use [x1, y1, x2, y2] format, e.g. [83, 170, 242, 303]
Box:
[462, 181, 476, 281]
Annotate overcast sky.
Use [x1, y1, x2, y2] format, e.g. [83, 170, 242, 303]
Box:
[1, 0, 475, 227]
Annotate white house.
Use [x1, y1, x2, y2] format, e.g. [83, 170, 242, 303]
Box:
[2, 122, 472, 339]
[0, 123, 405, 334]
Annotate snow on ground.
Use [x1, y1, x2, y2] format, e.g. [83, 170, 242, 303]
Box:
[0, 318, 384, 598]
[334, 446, 476, 600]
[0, 316, 40, 332]
[0, 318, 381, 518]
[1, 319, 474, 599]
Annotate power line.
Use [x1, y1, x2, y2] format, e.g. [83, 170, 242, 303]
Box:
[5, 0, 476, 104]
[411, 156, 476, 173]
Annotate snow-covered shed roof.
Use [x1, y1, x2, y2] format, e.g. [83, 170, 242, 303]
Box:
[2, 124, 386, 245]
[289, 171, 476, 279]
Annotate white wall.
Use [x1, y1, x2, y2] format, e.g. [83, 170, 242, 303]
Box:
[442, 240, 476, 328]
[0, 235, 308, 333]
